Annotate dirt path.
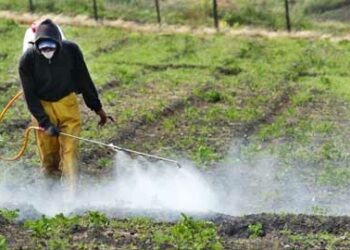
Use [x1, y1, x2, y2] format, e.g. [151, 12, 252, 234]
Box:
[1, 10, 350, 41]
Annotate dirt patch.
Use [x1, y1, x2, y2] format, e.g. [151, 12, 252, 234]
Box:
[0, 223, 35, 249]
[2, 119, 30, 132]
[215, 213, 350, 238]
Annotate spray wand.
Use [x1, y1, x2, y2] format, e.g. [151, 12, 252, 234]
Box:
[0, 91, 181, 167]
[60, 132, 182, 168]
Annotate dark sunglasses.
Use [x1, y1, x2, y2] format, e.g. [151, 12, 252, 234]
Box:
[39, 47, 56, 52]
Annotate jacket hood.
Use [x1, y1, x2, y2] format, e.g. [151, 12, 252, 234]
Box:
[34, 19, 62, 50]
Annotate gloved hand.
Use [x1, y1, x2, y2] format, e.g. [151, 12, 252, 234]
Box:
[45, 125, 60, 136]
[96, 108, 114, 126]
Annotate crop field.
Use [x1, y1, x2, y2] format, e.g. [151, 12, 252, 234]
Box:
[1, 10, 350, 248]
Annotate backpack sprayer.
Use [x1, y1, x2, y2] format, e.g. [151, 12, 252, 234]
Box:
[0, 91, 181, 168]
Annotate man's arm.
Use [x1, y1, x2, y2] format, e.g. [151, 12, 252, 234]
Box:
[19, 51, 51, 129]
[72, 43, 108, 125]
[72, 43, 102, 112]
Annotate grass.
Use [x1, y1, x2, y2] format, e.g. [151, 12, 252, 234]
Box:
[1, 18, 350, 171]
[1, 0, 350, 33]
[281, 230, 350, 250]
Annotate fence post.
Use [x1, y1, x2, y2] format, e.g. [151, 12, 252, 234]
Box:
[92, 0, 98, 21]
[284, 0, 291, 32]
[154, 0, 161, 25]
[212, 0, 219, 30]
[28, 0, 34, 13]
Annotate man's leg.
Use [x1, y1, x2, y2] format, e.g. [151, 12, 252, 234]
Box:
[33, 102, 60, 180]
[54, 93, 81, 197]
[35, 129, 60, 180]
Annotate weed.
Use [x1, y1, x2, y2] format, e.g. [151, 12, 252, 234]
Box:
[162, 118, 176, 132]
[97, 157, 113, 168]
[0, 235, 6, 250]
[311, 205, 329, 216]
[318, 166, 350, 187]
[154, 213, 223, 250]
[47, 238, 70, 250]
[24, 213, 79, 238]
[197, 90, 222, 103]
[194, 145, 218, 165]
[248, 222, 264, 238]
[85, 211, 109, 228]
[225, 107, 239, 121]
[25, 215, 52, 238]
[319, 142, 341, 161]
[287, 232, 348, 249]
[0, 209, 18, 222]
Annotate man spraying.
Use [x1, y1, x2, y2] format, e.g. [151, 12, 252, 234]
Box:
[19, 19, 109, 196]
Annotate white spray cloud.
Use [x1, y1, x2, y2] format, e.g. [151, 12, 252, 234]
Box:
[0, 152, 220, 219]
[1, 145, 350, 220]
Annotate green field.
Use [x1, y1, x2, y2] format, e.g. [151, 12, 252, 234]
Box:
[1, 14, 350, 248]
[1, 18, 350, 174]
[1, 0, 350, 33]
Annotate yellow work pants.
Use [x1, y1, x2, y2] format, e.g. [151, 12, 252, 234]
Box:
[34, 92, 81, 195]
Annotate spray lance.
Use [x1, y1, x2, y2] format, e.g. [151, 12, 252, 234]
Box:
[0, 91, 181, 167]
[59, 132, 182, 168]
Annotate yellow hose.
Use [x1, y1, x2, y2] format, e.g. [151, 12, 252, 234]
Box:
[0, 91, 40, 161]
[0, 91, 23, 122]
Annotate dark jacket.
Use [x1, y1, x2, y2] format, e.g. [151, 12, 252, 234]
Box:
[19, 19, 102, 129]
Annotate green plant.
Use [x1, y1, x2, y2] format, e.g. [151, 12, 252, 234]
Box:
[85, 211, 109, 228]
[248, 223, 264, 238]
[47, 238, 70, 250]
[311, 205, 329, 216]
[97, 157, 113, 168]
[0, 235, 6, 250]
[154, 213, 223, 250]
[25, 215, 52, 238]
[198, 90, 222, 103]
[162, 118, 176, 131]
[0, 209, 18, 222]
[194, 145, 218, 165]
[24, 213, 79, 238]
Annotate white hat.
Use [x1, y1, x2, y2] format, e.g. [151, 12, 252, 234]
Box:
[38, 40, 57, 50]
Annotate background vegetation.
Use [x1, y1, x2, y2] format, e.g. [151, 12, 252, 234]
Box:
[0, 0, 350, 33]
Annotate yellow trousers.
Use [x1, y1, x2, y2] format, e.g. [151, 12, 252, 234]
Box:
[34, 92, 81, 194]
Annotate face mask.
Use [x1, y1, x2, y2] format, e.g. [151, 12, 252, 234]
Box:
[41, 51, 55, 60]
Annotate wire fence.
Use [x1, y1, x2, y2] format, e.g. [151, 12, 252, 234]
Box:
[0, 0, 322, 32]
